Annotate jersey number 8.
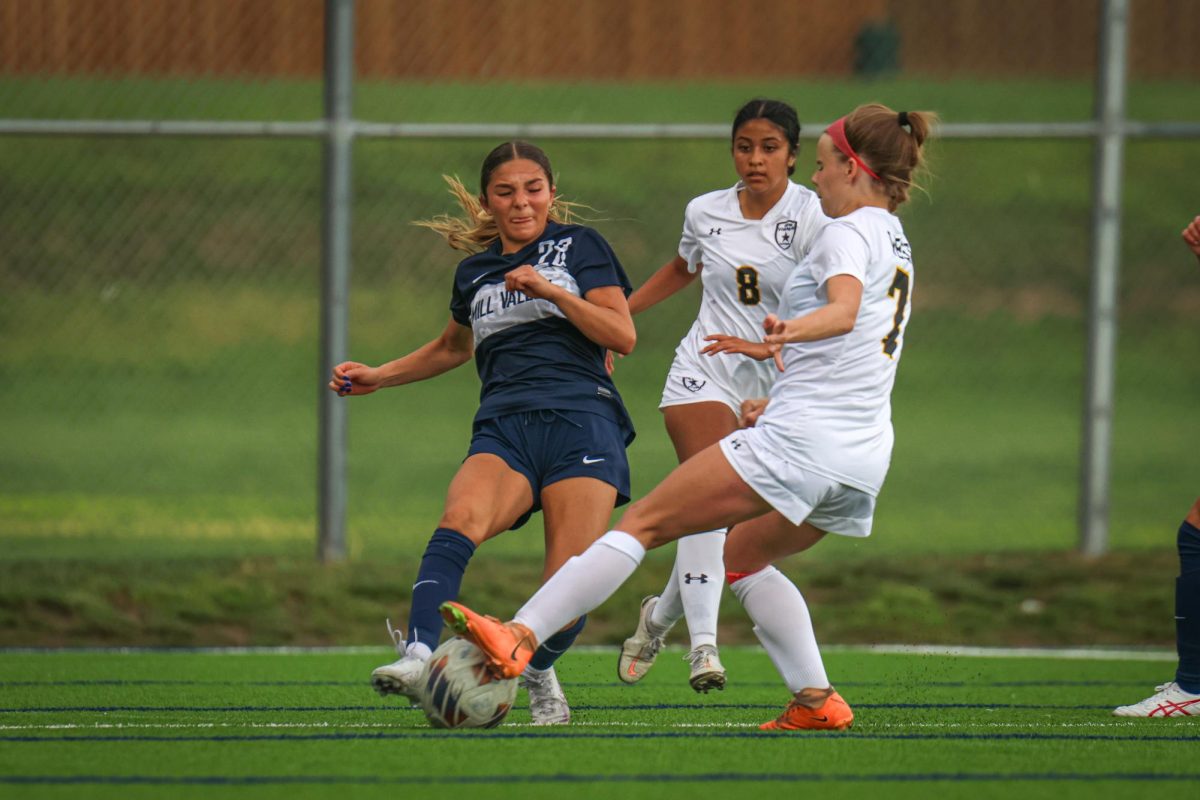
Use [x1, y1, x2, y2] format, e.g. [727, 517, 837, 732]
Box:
[735, 266, 760, 306]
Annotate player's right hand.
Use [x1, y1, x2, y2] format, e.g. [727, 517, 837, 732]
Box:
[762, 314, 787, 372]
[330, 361, 381, 396]
[740, 397, 769, 428]
[1183, 215, 1200, 261]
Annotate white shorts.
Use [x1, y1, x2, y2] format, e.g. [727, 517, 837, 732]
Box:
[658, 347, 772, 418]
[718, 426, 876, 537]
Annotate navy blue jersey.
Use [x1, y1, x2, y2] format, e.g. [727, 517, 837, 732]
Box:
[449, 222, 635, 443]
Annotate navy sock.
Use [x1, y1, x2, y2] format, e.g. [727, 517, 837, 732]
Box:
[406, 528, 476, 652]
[528, 615, 588, 671]
[1175, 520, 1200, 693]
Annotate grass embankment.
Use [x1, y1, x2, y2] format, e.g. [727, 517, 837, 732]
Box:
[0, 549, 1179, 649]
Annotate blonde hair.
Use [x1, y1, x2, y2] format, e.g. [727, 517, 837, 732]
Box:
[415, 140, 582, 254]
[842, 104, 938, 211]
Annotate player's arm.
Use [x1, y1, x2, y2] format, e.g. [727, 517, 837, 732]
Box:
[505, 266, 636, 355]
[1184, 215, 1200, 263]
[628, 255, 697, 315]
[700, 334, 776, 362]
[762, 274, 863, 369]
[330, 317, 474, 396]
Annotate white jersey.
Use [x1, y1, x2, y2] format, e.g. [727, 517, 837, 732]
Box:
[756, 206, 914, 495]
[669, 180, 828, 403]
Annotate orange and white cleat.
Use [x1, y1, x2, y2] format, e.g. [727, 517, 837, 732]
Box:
[760, 688, 854, 731]
[439, 601, 538, 680]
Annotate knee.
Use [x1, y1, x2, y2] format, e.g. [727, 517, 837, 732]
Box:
[616, 500, 672, 550]
[437, 506, 490, 544]
[1186, 498, 1200, 529]
[722, 529, 769, 576]
[1180, 514, 1200, 566]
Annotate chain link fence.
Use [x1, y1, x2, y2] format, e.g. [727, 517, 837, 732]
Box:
[1, 0, 1197, 561]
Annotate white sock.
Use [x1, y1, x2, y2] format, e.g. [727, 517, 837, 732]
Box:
[731, 566, 829, 692]
[515, 530, 646, 643]
[405, 641, 432, 661]
[675, 529, 726, 649]
[649, 562, 683, 633]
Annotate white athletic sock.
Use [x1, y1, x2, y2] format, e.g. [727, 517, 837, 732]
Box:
[515, 530, 646, 643]
[731, 566, 829, 692]
[649, 562, 683, 633]
[405, 641, 432, 661]
[675, 529, 726, 649]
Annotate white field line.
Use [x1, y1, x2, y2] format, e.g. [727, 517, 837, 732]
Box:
[823, 644, 1177, 662]
[0, 719, 1175, 732]
[0, 644, 1177, 661]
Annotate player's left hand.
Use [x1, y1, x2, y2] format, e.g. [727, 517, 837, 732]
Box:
[505, 265, 559, 300]
[700, 334, 774, 362]
[604, 349, 621, 376]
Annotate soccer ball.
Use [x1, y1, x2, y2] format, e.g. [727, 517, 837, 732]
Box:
[418, 637, 518, 729]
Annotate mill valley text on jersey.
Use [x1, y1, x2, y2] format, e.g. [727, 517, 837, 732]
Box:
[449, 221, 636, 443]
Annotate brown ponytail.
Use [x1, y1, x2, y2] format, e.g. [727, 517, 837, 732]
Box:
[842, 103, 938, 211]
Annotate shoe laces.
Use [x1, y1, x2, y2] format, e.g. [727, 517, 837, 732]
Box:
[522, 668, 561, 700]
[686, 645, 717, 670]
[639, 634, 664, 661]
[384, 618, 406, 655]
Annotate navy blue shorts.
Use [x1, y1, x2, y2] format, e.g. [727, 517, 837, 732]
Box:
[467, 409, 631, 530]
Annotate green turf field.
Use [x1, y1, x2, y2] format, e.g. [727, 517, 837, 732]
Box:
[0, 646, 1196, 799]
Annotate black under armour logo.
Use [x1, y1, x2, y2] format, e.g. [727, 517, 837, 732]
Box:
[730, 438, 743, 450]
[708, 227, 722, 235]
[683, 573, 709, 584]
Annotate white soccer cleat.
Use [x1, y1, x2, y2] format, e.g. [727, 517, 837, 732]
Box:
[1113, 682, 1200, 717]
[522, 665, 570, 725]
[686, 644, 726, 693]
[370, 619, 426, 703]
[618, 595, 667, 684]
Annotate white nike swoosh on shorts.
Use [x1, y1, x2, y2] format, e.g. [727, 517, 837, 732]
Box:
[582, 456, 605, 464]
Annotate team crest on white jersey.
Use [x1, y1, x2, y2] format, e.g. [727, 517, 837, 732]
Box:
[890, 233, 912, 261]
[774, 220, 797, 250]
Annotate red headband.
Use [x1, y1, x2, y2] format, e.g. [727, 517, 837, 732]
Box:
[825, 117, 880, 181]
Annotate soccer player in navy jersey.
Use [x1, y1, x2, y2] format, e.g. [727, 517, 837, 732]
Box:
[1113, 216, 1200, 717]
[329, 141, 636, 725]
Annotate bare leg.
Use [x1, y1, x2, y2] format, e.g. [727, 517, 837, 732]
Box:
[510, 444, 772, 643]
[618, 442, 773, 549]
[438, 453, 535, 545]
[540, 477, 619, 581]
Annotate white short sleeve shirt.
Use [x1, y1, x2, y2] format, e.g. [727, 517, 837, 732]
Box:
[757, 206, 914, 495]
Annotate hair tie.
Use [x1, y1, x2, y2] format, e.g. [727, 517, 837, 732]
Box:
[898, 111, 910, 129]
